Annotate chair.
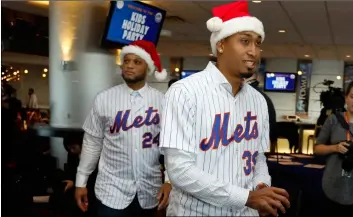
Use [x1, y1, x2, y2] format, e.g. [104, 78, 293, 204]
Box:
[307, 135, 315, 154]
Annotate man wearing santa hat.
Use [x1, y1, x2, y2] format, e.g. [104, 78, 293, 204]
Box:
[160, 1, 290, 217]
[75, 40, 171, 217]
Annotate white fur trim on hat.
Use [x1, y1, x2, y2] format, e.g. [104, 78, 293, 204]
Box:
[210, 16, 265, 56]
[120, 45, 155, 75]
[206, 17, 223, 32]
[154, 68, 168, 81]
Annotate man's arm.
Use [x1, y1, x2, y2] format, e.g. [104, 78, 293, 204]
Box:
[75, 95, 104, 187]
[76, 133, 103, 187]
[160, 86, 249, 209]
[253, 110, 271, 188]
[165, 148, 250, 209]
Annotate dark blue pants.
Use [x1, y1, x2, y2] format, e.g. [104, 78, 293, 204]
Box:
[97, 195, 156, 217]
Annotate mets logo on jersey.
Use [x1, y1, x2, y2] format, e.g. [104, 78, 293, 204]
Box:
[199, 111, 258, 151]
[109, 107, 160, 133]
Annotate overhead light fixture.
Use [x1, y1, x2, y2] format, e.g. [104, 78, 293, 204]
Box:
[44, 68, 48, 72]
[42, 73, 47, 78]
[24, 69, 29, 74]
[160, 29, 172, 37]
[252, 1, 262, 3]
[347, 55, 351, 58]
[174, 67, 180, 73]
[297, 71, 303, 75]
[278, 30, 286, 33]
[29, 1, 49, 6]
[304, 54, 310, 57]
[337, 76, 341, 80]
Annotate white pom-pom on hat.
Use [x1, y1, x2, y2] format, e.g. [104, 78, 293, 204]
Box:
[206, 17, 223, 32]
[154, 68, 168, 81]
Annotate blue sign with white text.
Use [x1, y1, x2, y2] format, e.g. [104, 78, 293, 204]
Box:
[106, 1, 165, 46]
[264, 72, 296, 92]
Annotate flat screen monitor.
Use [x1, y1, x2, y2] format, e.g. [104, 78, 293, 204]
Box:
[180, 70, 199, 79]
[101, 1, 166, 49]
[264, 72, 297, 92]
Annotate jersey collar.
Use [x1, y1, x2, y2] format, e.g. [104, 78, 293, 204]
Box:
[124, 83, 149, 98]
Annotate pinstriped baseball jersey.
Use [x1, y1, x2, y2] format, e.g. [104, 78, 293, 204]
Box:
[82, 83, 164, 209]
[160, 62, 270, 216]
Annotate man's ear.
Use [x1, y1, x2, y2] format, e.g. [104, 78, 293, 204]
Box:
[216, 40, 225, 55]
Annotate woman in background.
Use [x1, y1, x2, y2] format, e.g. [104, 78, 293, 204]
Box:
[314, 81, 353, 215]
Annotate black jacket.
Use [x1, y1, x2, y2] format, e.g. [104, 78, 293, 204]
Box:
[249, 81, 278, 144]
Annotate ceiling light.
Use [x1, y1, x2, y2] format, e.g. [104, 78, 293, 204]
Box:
[174, 68, 180, 72]
[29, 1, 49, 6]
[304, 54, 310, 57]
[42, 73, 47, 78]
[347, 55, 351, 58]
[44, 68, 48, 72]
[297, 71, 303, 75]
[252, 1, 262, 3]
[337, 76, 341, 80]
[160, 29, 172, 37]
[24, 69, 28, 74]
[278, 30, 286, 33]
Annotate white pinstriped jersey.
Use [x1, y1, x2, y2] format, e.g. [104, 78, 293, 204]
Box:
[82, 83, 164, 209]
[160, 62, 270, 216]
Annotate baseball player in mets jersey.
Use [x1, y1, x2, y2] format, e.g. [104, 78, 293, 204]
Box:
[75, 40, 171, 217]
[160, 2, 290, 216]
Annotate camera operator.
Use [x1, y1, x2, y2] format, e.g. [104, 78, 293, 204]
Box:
[314, 81, 353, 215]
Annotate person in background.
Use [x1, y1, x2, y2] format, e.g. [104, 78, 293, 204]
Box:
[75, 40, 171, 217]
[27, 88, 38, 109]
[168, 78, 178, 88]
[314, 81, 353, 215]
[245, 72, 278, 152]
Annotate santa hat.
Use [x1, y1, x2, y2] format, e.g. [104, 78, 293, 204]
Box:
[120, 40, 168, 81]
[206, 1, 265, 56]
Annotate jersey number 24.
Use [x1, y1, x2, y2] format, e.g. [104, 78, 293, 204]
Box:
[142, 132, 160, 148]
[242, 150, 259, 176]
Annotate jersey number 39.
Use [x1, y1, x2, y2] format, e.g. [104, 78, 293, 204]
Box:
[242, 150, 259, 176]
[142, 132, 160, 148]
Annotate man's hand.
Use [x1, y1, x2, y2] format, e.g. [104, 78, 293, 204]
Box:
[157, 183, 172, 210]
[75, 187, 89, 212]
[256, 183, 267, 191]
[246, 187, 290, 217]
[63, 180, 74, 192]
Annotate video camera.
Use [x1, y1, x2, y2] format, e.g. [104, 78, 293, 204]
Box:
[319, 79, 345, 113]
[341, 141, 353, 173]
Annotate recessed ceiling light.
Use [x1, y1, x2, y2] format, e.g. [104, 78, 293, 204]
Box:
[278, 30, 286, 33]
[252, 1, 262, 3]
[347, 55, 351, 58]
[304, 54, 310, 57]
[337, 76, 341, 80]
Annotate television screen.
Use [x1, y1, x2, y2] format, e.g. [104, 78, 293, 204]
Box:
[264, 72, 297, 92]
[180, 70, 199, 79]
[101, 1, 166, 48]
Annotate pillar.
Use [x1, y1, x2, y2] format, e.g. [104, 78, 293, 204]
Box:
[49, 1, 120, 169]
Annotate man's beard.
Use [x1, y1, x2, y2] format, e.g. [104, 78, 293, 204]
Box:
[239, 69, 254, 79]
[122, 73, 146, 84]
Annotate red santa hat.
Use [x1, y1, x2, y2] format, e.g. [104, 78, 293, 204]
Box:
[206, 1, 265, 56]
[120, 40, 168, 81]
